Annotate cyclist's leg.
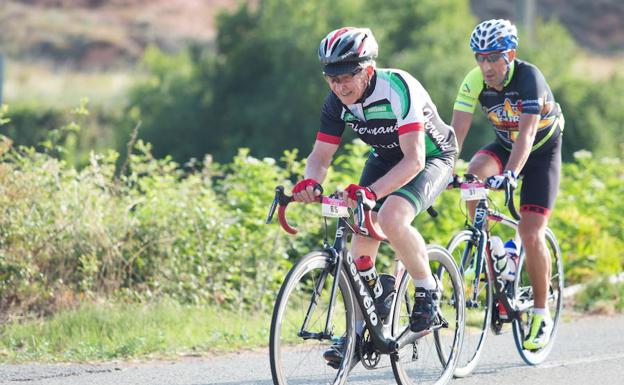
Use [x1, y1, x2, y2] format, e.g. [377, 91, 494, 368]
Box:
[465, 142, 508, 218]
[517, 139, 561, 349]
[466, 142, 506, 179]
[379, 155, 452, 280]
[518, 139, 560, 309]
[518, 213, 551, 308]
[378, 156, 453, 331]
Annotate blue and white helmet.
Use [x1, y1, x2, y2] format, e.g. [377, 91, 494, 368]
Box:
[470, 19, 518, 53]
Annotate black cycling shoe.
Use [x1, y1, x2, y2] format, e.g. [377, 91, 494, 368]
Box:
[322, 335, 361, 370]
[409, 285, 440, 332]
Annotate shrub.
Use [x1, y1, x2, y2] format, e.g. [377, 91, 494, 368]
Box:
[0, 107, 621, 321]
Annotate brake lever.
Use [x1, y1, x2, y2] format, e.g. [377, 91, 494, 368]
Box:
[265, 188, 281, 224]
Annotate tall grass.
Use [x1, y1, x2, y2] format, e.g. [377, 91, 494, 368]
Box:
[4, 60, 141, 108]
[0, 300, 269, 362]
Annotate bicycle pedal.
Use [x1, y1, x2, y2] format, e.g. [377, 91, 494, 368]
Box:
[435, 314, 449, 328]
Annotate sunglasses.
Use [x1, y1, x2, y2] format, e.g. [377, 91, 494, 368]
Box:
[324, 66, 364, 80]
[475, 52, 506, 63]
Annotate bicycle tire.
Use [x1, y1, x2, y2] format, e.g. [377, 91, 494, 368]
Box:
[443, 229, 493, 377]
[269, 251, 356, 385]
[391, 245, 465, 385]
[511, 228, 564, 365]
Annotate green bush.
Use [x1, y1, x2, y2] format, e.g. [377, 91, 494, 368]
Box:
[574, 278, 624, 314]
[0, 100, 122, 167]
[0, 103, 622, 321]
[551, 152, 624, 282]
[124, 1, 624, 165]
[0, 118, 325, 319]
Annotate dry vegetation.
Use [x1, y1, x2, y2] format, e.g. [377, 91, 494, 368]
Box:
[2, 0, 623, 71]
[0, 0, 236, 70]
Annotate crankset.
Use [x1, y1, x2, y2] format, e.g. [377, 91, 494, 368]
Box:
[360, 328, 381, 369]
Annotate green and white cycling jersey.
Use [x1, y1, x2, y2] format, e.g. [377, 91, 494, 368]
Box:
[454, 59, 564, 152]
[318, 68, 457, 163]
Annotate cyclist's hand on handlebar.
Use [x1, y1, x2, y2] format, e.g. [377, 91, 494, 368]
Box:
[344, 183, 377, 209]
[292, 179, 323, 203]
[485, 170, 518, 190]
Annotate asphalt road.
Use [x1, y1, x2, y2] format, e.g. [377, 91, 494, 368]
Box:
[1, 313, 623, 385]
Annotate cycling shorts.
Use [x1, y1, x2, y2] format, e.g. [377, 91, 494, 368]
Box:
[475, 136, 562, 216]
[358, 153, 454, 215]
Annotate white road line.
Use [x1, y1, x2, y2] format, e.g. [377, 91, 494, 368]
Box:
[536, 352, 624, 369]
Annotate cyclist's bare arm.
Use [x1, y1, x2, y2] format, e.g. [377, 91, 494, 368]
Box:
[367, 130, 425, 199]
[304, 140, 338, 183]
[451, 109, 474, 157]
[505, 113, 539, 175]
[295, 140, 339, 203]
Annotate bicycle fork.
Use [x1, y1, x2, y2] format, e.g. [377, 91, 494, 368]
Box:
[297, 249, 343, 341]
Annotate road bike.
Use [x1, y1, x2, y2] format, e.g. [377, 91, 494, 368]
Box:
[443, 174, 563, 377]
[266, 186, 465, 385]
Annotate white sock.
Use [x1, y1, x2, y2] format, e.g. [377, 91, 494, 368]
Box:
[533, 307, 550, 318]
[413, 275, 437, 290]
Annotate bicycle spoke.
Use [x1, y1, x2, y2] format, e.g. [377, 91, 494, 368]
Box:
[392, 246, 464, 385]
[444, 231, 491, 378]
[512, 230, 564, 365]
[270, 252, 355, 385]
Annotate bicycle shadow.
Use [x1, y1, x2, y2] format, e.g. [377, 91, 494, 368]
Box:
[467, 360, 526, 375]
[194, 367, 434, 385]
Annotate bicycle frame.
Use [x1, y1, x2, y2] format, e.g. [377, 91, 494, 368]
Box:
[464, 195, 526, 322]
[457, 175, 553, 323]
[267, 186, 437, 357]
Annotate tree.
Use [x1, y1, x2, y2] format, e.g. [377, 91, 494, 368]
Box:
[125, 0, 623, 163]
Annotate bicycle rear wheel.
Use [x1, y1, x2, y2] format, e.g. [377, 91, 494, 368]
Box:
[512, 228, 564, 365]
[391, 245, 465, 385]
[443, 230, 492, 377]
[270, 251, 356, 385]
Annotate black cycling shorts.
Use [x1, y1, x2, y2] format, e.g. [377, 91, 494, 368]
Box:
[358, 153, 454, 215]
[475, 136, 562, 216]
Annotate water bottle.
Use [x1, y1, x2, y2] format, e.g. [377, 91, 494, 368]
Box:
[490, 236, 508, 276]
[355, 255, 383, 298]
[502, 239, 518, 281]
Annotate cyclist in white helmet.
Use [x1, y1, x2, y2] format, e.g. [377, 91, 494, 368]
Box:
[452, 19, 564, 350]
[293, 26, 458, 369]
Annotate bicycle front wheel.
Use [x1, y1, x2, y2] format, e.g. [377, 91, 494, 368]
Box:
[444, 230, 492, 377]
[270, 251, 356, 385]
[512, 228, 564, 365]
[391, 245, 465, 385]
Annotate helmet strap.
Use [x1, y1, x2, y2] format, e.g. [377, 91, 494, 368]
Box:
[355, 66, 376, 104]
[500, 50, 515, 87]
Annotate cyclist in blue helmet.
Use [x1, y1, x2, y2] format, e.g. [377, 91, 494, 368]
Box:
[452, 19, 564, 351]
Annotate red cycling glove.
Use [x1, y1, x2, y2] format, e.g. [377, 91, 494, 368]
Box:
[292, 178, 321, 194]
[345, 184, 377, 201]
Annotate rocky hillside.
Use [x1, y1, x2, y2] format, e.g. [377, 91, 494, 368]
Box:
[0, 0, 235, 70]
[1, 0, 622, 70]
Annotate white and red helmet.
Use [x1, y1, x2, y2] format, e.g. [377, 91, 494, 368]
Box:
[318, 27, 378, 76]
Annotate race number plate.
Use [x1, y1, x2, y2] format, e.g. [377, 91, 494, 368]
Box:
[460, 182, 488, 201]
[321, 196, 349, 218]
